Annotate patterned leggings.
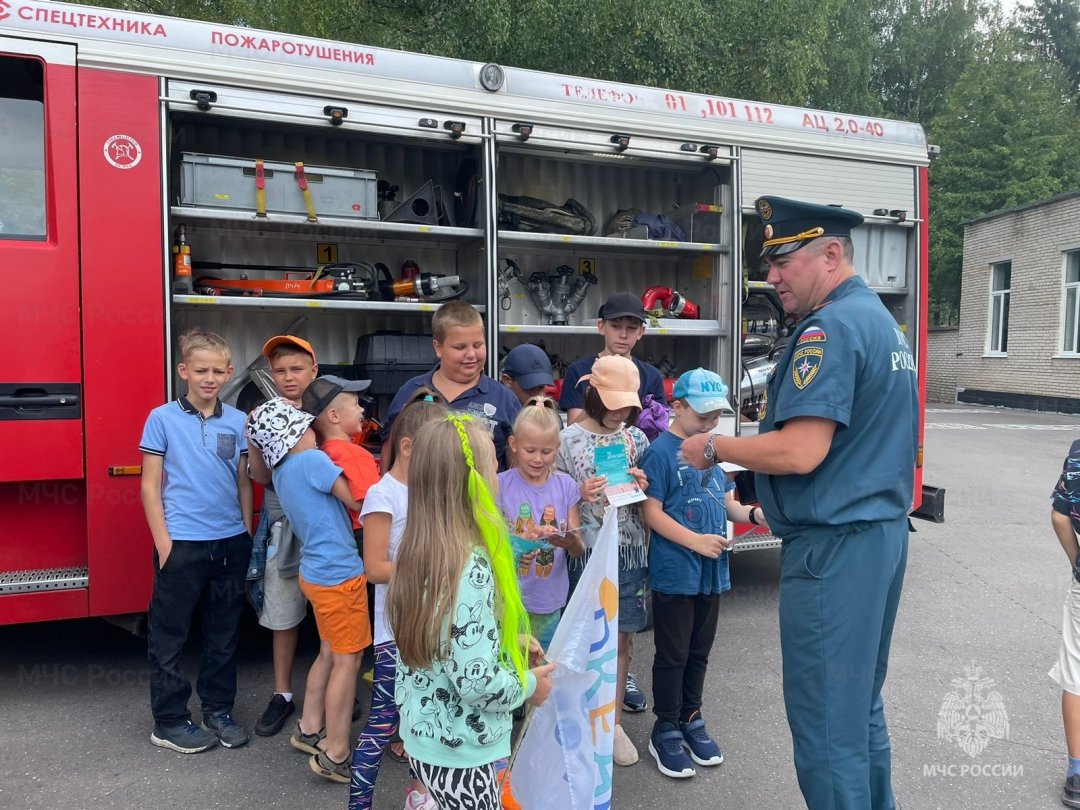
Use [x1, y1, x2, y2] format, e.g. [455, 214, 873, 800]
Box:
[349, 642, 402, 810]
[410, 757, 502, 810]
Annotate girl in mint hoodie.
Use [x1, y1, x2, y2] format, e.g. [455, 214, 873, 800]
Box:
[387, 414, 555, 808]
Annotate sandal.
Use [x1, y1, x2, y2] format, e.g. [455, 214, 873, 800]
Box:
[289, 723, 326, 756]
[386, 740, 408, 764]
[310, 749, 351, 784]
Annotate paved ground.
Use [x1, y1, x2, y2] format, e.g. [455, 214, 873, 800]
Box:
[1, 403, 1078, 809]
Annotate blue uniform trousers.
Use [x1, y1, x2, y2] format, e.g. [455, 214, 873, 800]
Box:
[779, 517, 908, 810]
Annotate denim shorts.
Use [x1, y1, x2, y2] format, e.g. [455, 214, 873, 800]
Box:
[618, 565, 648, 633]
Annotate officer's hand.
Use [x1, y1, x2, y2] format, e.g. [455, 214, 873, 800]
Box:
[680, 433, 713, 470]
[692, 534, 726, 559]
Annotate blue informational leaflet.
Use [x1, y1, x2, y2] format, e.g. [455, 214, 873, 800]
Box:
[594, 441, 646, 506]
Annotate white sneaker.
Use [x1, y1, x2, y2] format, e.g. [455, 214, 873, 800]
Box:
[404, 788, 438, 810]
[613, 723, 639, 766]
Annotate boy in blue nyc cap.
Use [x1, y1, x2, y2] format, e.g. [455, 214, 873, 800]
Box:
[672, 368, 733, 415]
[756, 196, 864, 257]
[639, 366, 761, 779]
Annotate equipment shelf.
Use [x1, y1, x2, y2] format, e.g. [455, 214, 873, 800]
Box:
[497, 230, 729, 257]
[746, 279, 904, 296]
[499, 319, 723, 337]
[171, 206, 484, 247]
[172, 294, 484, 313]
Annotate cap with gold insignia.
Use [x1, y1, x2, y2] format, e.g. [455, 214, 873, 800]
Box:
[755, 196, 864, 257]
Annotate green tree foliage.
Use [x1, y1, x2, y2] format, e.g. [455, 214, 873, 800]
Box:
[815, 0, 882, 115]
[1018, 0, 1080, 99]
[76, 0, 852, 106]
[871, 0, 986, 127]
[927, 28, 1080, 322]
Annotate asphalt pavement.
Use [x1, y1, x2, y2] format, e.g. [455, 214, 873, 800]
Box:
[1, 402, 1078, 809]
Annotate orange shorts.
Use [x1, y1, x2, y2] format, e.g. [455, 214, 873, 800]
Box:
[298, 574, 372, 654]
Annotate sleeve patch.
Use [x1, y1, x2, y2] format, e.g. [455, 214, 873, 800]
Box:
[796, 326, 826, 345]
[792, 346, 824, 390]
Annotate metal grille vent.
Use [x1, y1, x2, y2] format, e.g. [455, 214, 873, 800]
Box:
[0, 567, 89, 595]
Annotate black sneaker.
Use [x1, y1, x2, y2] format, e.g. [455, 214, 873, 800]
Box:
[623, 674, 647, 713]
[150, 720, 219, 754]
[201, 711, 250, 749]
[255, 693, 295, 737]
[1064, 773, 1080, 808]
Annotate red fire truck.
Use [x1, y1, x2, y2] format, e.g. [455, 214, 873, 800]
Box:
[0, 1, 942, 625]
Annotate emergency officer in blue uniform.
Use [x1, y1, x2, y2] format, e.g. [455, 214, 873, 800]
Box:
[682, 196, 919, 810]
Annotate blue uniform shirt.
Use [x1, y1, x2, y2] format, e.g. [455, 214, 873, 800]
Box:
[642, 429, 733, 596]
[272, 449, 364, 587]
[559, 354, 667, 412]
[755, 276, 919, 539]
[139, 398, 248, 541]
[386, 368, 520, 469]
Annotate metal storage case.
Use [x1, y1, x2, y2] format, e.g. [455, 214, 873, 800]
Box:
[179, 153, 378, 220]
[354, 331, 438, 414]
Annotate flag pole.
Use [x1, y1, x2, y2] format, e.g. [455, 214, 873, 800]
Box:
[498, 703, 538, 803]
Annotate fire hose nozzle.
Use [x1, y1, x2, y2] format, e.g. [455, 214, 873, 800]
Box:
[386, 273, 461, 298]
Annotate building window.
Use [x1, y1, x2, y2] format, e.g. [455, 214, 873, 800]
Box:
[988, 261, 1010, 354]
[1065, 251, 1080, 355]
[0, 56, 46, 241]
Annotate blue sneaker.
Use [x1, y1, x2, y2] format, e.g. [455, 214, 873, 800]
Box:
[1064, 773, 1080, 808]
[623, 674, 647, 713]
[201, 711, 250, 749]
[150, 720, 218, 754]
[680, 713, 723, 766]
[648, 721, 695, 778]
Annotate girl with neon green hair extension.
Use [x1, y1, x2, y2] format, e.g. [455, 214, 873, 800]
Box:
[387, 413, 556, 807]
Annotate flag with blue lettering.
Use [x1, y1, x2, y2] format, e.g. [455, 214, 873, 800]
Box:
[512, 507, 619, 810]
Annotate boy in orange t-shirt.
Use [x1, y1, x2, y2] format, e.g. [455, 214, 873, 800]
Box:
[302, 375, 380, 549]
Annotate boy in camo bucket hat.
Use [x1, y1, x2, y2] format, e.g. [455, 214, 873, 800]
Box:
[247, 395, 373, 784]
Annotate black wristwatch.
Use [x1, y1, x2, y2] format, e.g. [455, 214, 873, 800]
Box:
[702, 435, 718, 465]
[748, 507, 760, 525]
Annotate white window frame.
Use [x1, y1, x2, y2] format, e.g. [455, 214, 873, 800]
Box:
[1061, 249, 1080, 356]
[985, 260, 1011, 356]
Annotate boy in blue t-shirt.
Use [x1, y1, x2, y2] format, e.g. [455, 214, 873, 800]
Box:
[640, 368, 762, 779]
[247, 397, 371, 784]
[140, 331, 253, 754]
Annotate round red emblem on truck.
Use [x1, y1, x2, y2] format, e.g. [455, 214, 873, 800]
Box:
[103, 135, 143, 170]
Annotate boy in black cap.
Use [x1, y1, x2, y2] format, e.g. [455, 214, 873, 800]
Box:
[303, 375, 379, 552]
[559, 291, 667, 424]
[559, 290, 667, 715]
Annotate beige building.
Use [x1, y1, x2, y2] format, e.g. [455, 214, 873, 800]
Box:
[950, 192, 1080, 413]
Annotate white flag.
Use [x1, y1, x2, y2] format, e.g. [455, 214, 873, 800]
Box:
[512, 507, 620, 810]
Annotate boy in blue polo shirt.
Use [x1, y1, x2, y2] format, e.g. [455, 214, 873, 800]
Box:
[140, 331, 253, 754]
[385, 301, 520, 469]
[640, 368, 761, 778]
